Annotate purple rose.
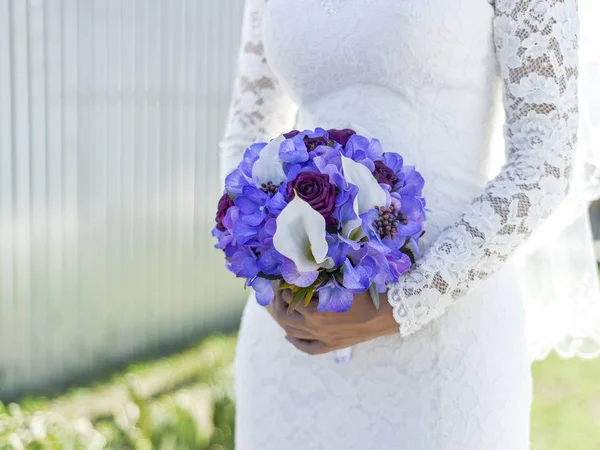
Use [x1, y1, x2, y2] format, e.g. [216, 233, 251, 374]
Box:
[304, 135, 329, 151]
[287, 172, 337, 219]
[327, 128, 356, 148]
[372, 160, 399, 188]
[216, 192, 235, 231]
[283, 130, 301, 139]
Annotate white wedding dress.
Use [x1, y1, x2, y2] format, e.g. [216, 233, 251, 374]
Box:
[219, 0, 595, 448]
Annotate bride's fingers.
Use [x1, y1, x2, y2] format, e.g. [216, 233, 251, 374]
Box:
[281, 289, 293, 304]
[277, 288, 312, 318]
[298, 299, 319, 316]
[280, 288, 323, 318]
[273, 290, 307, 326]
[283, 326, 315, 339]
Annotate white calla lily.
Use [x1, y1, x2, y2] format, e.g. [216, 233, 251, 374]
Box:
[341, 154, 387, 214]
[341, 218, 365, 242]
[252, 134, 286, 185]
[340, 155, 387, 239]
[273, 195, 335, 273]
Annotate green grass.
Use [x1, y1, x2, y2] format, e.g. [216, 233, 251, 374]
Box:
[0, 335, 237, 450]
[532, 354, 600, 450]
[1, 334, 599, 449]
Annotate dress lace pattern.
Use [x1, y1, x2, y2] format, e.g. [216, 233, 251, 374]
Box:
[387, 0, 579, 337]
[219, 0, 298, 182]
[225, 0, 567, 448]
[221, 0, 583, 337]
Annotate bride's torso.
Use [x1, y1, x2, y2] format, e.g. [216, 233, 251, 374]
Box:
[262, 0, 506, 243]
[236, 4, 537, 447]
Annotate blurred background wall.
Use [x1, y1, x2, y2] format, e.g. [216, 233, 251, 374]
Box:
[0, 0, 246, 400]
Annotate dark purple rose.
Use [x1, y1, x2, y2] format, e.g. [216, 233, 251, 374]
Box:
[216, 192, 235, 231]
[373, 160, 399, 188]
[283, 130, 301, 139]
[303, 135, 329, 151]
[327, 128, 356, 148]
[287, 172, 337, 219]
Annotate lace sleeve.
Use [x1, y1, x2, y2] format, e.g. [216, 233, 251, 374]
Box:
[219, 0, 299, 182]
[387, 0, 579, 337]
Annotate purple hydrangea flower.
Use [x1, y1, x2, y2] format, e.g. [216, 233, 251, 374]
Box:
[233, 219, 260, 246]
[235, 186, 270, 226]
[225, 168, 252, 196]
[279, 134, 310, 164]
[250, 276, 275, 306]
[386, 252, 412, 280]
[326, 234, 349, 268]
[229, 247, 259, 279]
[258, 245, 283, 276]
[239, 143, 264, 177]
[342, 258, 371, 293]
[281, 258, 319, 287]
[397, 165, 425, 197]
[317, 277, 354, 312]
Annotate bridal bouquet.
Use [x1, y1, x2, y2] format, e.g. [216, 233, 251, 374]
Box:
[213, 128, 426, 313]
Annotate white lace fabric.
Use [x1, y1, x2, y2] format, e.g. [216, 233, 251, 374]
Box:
[219, 0, 298, 183]
[387, 0, 581, 337]
[220, 0, 599, 357]
[224, 1, 567, 448]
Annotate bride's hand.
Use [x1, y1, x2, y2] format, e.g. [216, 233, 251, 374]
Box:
[266, 280, 399, 355]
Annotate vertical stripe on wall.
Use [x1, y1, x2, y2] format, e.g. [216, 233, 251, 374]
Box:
[0, 0, 246, 399]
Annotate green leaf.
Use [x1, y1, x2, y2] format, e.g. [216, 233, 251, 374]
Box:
[278, 282, 294, 291]
[400, 248, 416, 264]
[303, 288, 316, 306]
[288, 288, 308, 313]
[257, 272, 281, 281]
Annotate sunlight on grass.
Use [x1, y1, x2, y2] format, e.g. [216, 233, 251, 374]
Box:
[532, 354, 600, 450]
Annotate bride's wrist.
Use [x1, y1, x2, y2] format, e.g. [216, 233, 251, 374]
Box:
[366, 292, 400, 337]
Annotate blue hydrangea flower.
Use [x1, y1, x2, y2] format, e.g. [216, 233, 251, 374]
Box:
[280, 257, 319, 288]
[235, 186, 269, 226]
[326, 234, 349, 268]
[258, 245, 283, 276]
[342, 258, 372, 293]
[249, 276, 275, 306]
[341, 134, 380, 171]
[229, 247, 259, 279]
[397, 165, 425, 197]
[279, 134, 310, 164]
[239, 143, 264, 177]
[317, 277, 354, 313]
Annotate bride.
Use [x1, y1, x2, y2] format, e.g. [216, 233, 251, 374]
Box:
[219, 0, 600, 448]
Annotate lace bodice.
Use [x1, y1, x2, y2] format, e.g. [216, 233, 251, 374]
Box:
[221, 0, 579, 338]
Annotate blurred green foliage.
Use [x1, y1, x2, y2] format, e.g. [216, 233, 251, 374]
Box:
[1, 333, 599, 449]
[0, 335, 236, 450]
